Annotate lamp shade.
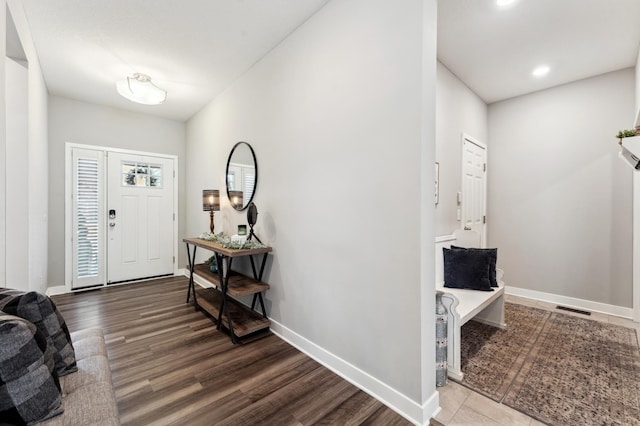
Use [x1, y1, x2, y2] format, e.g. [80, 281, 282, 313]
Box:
[203, 190, 220, 211]
[229, 190, 243, 209]
[116, 73, 166, 105]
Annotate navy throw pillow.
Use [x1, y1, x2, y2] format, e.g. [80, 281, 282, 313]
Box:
[443, 247, 493, 291]
[451, 246, 498, 287]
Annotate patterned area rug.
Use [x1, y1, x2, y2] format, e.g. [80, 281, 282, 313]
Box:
[459, 303, 640, 425]
[460, 303, 550, 401]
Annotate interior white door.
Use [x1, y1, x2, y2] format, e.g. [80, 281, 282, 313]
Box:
[461, 135, 487, 246]
[107, 152, 174, 283]
[71, 148, 106, 289]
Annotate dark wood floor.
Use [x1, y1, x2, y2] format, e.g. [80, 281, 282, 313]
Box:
[52, 277, 413, 425]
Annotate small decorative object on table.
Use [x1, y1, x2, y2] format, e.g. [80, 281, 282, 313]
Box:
[231, 234, 247, 245]
[204, 255, 217, 273]
[238, 225, 247, 236]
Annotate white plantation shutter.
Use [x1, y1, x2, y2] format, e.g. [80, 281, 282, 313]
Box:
[243, 168, 255, 204]
[72, 149, 105, 288]
[76, 159, 99, 277]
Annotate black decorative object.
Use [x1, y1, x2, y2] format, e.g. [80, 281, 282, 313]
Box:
[246, 202, 261, 243]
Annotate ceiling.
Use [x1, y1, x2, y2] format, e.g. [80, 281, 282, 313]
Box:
[438, 0, 640, 104]
[19, 0, 331, 121]
[18, 0, 640, 122]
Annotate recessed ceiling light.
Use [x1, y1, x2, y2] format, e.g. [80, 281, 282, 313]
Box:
[496, 0, 516, 7]
[532, 65, 550, 78]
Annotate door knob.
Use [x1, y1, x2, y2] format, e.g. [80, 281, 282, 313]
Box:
[109, 222, 116, 228]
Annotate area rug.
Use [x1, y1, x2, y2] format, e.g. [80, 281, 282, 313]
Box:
[460, 303, 550, 401]
[459, 303, 640, 425]
[503, 311, 640, 425]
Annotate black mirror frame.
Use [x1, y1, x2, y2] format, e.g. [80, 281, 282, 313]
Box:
[225, 141, 258, 211]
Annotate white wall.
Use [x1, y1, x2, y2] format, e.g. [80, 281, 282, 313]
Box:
[435, 61, 488, 236]
[186, 0, 437, 421]
[2, 0, 49, 294]
[47, 96, 186, 287]
[27, 56, 49, 294]
[489, 69, 635, 308]
[636, 46, 640, 113]
[4, 57, 28, 290]
[0, 5, 5, 288]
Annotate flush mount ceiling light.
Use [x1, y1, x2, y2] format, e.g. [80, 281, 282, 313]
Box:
[116, 73, 166, 105]
[532, 65, 551, 78]
[496, 0, 516, 7]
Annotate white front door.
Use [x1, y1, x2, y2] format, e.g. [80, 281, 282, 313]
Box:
[461, 134, 487, 246]
[106, 152, 174, 283]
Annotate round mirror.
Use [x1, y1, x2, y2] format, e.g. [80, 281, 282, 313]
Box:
[226, 142, 257, 211]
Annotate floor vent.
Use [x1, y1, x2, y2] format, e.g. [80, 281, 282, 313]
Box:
[556, 305, 591, 316]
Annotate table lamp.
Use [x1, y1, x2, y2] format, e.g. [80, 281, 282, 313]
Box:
[202, 190, 220, 233]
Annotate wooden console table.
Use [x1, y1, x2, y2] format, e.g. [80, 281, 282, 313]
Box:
[183, 237, 272, 343]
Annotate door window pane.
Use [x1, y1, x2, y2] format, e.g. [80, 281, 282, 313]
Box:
[122, 162, 162, 188]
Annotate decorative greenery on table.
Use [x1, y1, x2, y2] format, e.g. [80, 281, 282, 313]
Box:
[199, 232, 266, 249]
[616, 129, 638, 139]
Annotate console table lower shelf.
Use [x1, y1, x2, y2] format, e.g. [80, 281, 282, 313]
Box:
[194, 286, 271, 338]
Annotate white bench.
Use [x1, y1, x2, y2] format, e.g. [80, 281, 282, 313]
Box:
[435, 231, 507, 381]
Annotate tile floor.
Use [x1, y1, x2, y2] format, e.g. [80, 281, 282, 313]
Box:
[433, 294, 640, 425]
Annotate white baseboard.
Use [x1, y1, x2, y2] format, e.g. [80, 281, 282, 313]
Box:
[506, 286, 633, 319]
[183, 267, 441, 424]
[46, 285, 68, 296]
[269, 319, 439, 426]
